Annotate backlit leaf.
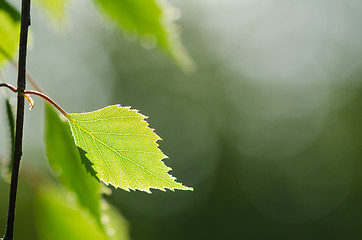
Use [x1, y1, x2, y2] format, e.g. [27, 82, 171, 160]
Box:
[92, 0, 194, 72]
[68, 104, 193, 193]
[0, 0, 20, 65]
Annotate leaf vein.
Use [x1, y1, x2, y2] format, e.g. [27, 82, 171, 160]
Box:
[74, 116, 143, 123]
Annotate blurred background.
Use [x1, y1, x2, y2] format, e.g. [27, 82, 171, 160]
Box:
[1, 0, 362, 239]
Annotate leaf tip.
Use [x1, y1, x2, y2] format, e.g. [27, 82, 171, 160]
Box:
[176, 183, 194, 192]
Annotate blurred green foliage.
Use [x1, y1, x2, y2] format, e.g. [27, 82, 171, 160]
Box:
[35, 186, 107, 240]
[2, 0, 362, 240]
[44, 104, 101, 224]
[33, 0, 68, 25]
[0, 0, 19, 65]
[92, 0, 194, 72]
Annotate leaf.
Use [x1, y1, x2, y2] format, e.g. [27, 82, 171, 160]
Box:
[0, 0, 20, 65]
[44, 104, 101, 223]
[5, 98, 15, 173]
[35, 186, 108, 240]
[68, 104, 193, 193]
[92, 0, 194, 72]
[1, 98, 15, 180]
[33, 0, 68, 25]
[100, 200, 130, 240]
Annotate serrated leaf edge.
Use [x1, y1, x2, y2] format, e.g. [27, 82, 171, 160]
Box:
[68, 104, 193, 193]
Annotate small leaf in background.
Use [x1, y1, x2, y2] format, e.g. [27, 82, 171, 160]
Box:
[44, 104, 101, 223]
[101, 200, 130, 240]
[33, 0, 68, 26]
[5, 98, 15, 174]
[35, 186, 108, 240]
[0, 0, 20, 65]
[68, 105, 193, 192]
[92, 0, 194, 72]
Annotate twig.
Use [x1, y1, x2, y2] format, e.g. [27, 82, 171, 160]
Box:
[0, 83, 69, 119]
[3, 0, 31, 239]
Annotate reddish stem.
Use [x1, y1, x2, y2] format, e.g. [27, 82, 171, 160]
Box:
[0, 83, 69, 119]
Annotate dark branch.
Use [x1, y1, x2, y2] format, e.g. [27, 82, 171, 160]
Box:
[3, 0, 31, 239]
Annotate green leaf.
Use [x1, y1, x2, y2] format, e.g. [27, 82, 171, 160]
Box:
[34, 0, 68, 25]
[68, 104, 193, 193]
[5, 98, 15, 173]
[100, 200, 130, 240]
[35, 186, 108, 240]
[92, 0, 194, 72]
[44, 104, 101, 223]
[0, 0, 20, 65]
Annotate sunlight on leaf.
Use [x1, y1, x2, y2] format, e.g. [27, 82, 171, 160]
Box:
[0, 0, 20, 65]
[92, 0, 195, 72]
[68, 104, 193, 193]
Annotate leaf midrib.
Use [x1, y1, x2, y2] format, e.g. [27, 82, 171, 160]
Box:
[72, 121, 119, 187]
[71, 119, 176, 190]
